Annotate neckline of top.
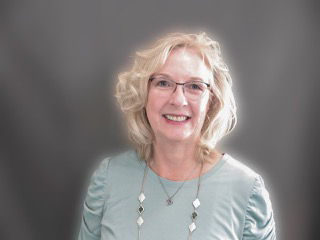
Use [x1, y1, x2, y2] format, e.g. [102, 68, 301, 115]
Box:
[135, 150, 229, 188]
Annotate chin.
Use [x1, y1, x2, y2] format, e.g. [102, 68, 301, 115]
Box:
[163, 132, 194, 142]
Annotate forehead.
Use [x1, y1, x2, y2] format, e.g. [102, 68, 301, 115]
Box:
[156, 47, 212, 83]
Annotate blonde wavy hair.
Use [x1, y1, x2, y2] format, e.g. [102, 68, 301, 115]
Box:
[115, 32, 236, 162]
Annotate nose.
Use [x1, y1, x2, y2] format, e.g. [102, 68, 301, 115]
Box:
[169, 85, 188, 107]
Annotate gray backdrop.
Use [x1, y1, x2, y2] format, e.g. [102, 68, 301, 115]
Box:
[0, 0, 319, 239]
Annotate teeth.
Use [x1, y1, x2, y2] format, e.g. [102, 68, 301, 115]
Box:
[165, 115, 188, 122]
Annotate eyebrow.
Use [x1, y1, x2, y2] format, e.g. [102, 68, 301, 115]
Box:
[151, 73, 205, 82]
[150, 73, 171, 79]
[189, 77, 205, 82]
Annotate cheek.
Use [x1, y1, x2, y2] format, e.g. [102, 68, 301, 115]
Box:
[146, 94, 164, 121]
[191, 102, 207, 125]
[194, 99, 210, 126]
[146, 91, 155, 111]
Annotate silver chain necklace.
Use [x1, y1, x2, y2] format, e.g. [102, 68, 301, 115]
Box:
[136, 161, 203, 240]
[154, 161, 199, 206]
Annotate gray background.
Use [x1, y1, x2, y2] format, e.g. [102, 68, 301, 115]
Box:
[0, 0, 319, 239]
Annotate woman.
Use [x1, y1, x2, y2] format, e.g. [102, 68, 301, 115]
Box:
[78, 32, 276, 239]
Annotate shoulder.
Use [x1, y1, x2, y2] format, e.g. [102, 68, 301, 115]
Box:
[223, 154, 258, 177]
[94, 149, 144, 187]
[214, 154, 274, 211]
[109, 149, 141, 165]
[91, 149, 142, 179]
[107, 149, 143, 173]
[220, 154, 260, 189]
[87, 150, 138, 190]
[85, 150, 141, 205]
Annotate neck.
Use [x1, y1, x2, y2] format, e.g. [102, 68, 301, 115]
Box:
[149, 138, 222, 181]
[150, 139, 198, 180]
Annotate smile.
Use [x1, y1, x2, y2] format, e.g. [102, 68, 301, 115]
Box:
[164, 115, 190, 122]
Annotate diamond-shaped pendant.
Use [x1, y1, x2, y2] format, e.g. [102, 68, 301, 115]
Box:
[189, 222, 196, 232]
[137, 216, 144, 226]
[137, 205, 144, 214]
[191, 211, 198, 220]
[138, 193, 145, 203]
[193, 198, 200, 208]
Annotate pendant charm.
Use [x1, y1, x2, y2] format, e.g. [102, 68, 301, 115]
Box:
[138, 205, 144, 214]
[191, 211, 198, 220]
[193, 198, 200, 208]
[166, 198, 173, 206]
[189, 222, 196, 232]
[138, 193, 145, 203]
[137, 216, 144, 226]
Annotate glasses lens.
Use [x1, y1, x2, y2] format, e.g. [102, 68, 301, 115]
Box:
[150, 77, 209, 100]
[185, 81, 208, 100]
[151, 77, 174, 90]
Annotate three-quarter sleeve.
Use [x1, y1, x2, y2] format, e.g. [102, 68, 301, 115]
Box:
[78, 158, 110, 240]
[242, 176, 276, 240]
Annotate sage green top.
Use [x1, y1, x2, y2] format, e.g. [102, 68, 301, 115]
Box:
[78, 150, 276, 239]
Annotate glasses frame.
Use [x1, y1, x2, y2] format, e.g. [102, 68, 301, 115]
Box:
[149, 76, 211, 100]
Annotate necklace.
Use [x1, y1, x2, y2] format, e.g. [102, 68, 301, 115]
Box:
[136, 161, 204, 240]
[153, 161, 200, 206]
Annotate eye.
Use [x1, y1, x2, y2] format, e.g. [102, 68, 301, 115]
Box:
[157, 80, 170, 87]
[186, 82, 205, 92]
[191, 84, 201, 90]
[153, 78, 173, 88]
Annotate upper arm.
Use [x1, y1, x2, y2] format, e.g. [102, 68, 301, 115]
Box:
[78, 158, 110, 240]
[242, 176, 276, 240]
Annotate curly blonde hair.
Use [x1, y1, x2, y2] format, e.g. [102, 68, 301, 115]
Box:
[115, 32, 236, 162]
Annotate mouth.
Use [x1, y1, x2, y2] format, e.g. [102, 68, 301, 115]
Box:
[163, 114, 191, 122]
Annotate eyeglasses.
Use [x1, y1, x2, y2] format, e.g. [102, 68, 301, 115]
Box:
[149, 76, 211, 101]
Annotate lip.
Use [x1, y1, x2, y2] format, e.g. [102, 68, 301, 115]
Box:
[162, 114, 191, 125]
[163, 114, 191, 117]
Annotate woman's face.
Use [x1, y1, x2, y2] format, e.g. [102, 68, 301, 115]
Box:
[146, 47, 212, 144]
